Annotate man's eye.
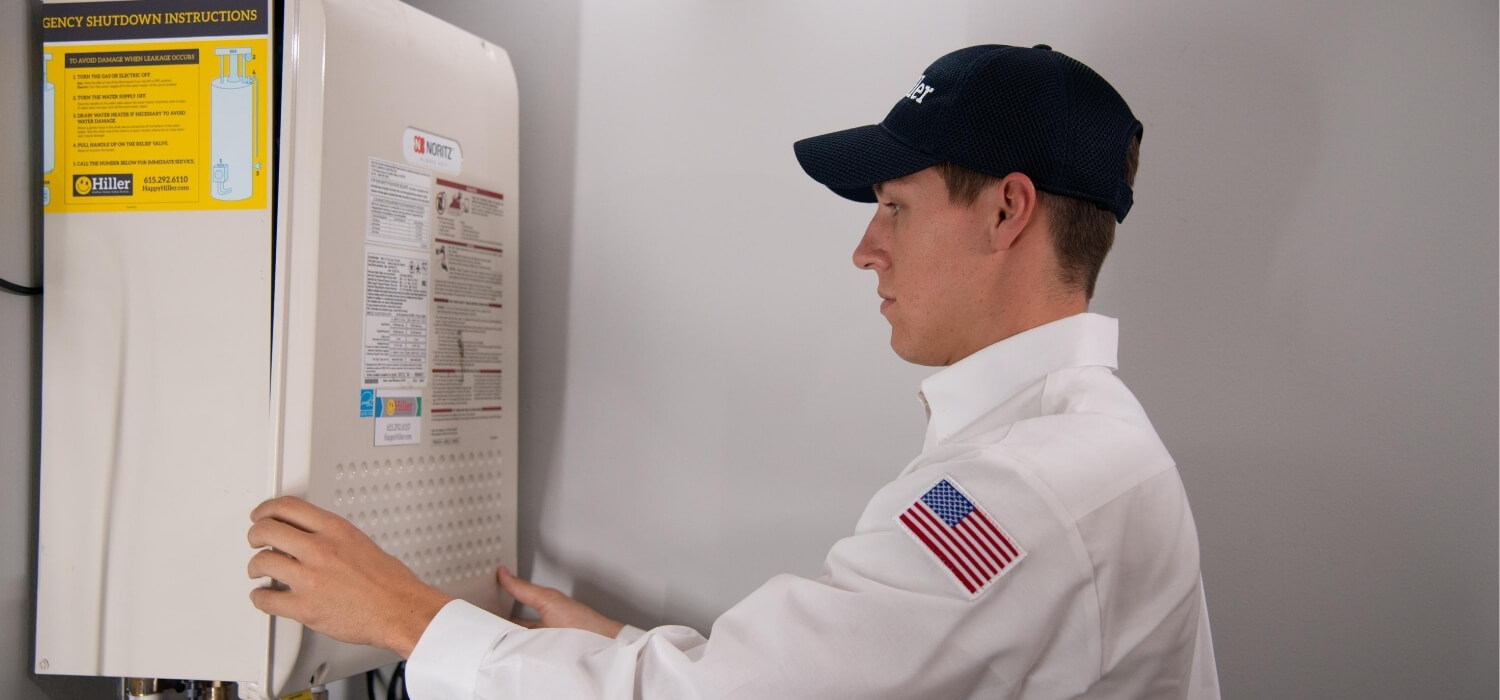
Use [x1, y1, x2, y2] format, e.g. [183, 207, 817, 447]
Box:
[885, 202, 903, 215]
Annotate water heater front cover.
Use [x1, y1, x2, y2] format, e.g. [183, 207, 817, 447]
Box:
[269, 0, 520, 694]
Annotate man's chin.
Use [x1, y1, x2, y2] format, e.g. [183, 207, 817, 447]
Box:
[889, 335, 947, 367]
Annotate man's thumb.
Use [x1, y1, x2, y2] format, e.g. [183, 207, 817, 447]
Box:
[497, 566, 550, 608]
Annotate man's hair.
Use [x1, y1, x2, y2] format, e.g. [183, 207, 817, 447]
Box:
[935, 135, 1141, 300]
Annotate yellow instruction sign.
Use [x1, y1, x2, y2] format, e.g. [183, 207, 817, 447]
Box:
[42, 0, 272, 214]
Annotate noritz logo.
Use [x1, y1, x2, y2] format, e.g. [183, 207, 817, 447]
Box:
[411, 133, 455, 160]
[74, 173, 133, 197]
[422, 139, 454, 160]
[403, 127, 463, 175]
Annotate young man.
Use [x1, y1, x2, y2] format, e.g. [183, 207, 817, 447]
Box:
[248, 44, 1220, 698]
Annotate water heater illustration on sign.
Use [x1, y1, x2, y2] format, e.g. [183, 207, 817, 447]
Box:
[42, 51, 54, 176]
[210, 47, 257, 201]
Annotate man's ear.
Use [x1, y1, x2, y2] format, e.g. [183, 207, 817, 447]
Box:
[981, 172, 1037, 251]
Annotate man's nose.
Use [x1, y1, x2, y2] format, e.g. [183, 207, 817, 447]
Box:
[852, 216, 886, 271]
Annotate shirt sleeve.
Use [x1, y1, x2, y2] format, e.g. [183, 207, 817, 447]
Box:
[403, 457, 1115, 700]
[406, 599, 518, 700]
[614, 624, 647, 644]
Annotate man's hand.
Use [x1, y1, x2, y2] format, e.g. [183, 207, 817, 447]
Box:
[247, 496, 453, 658]
[498, 567, 625, 638]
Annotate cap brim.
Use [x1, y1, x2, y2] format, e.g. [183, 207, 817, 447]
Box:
[793, 124, 943, 203]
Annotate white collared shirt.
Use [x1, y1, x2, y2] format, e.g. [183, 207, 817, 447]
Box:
[407, 312, 1221, 699]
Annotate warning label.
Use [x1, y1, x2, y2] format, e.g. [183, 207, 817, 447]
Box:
[429, 178, 507, 433]
[41, 0, 272, 213]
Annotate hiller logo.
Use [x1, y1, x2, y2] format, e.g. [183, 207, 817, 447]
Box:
[74, 173, 133, 197]
[905, 75, 936, 104]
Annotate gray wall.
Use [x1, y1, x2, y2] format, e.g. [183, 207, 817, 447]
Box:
[2, 0, 1495, 698]
[0, 1, 37, 695]
[3, 0, 118, 697]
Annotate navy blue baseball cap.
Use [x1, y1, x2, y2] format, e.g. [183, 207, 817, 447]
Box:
[794, 44, 1142, 222]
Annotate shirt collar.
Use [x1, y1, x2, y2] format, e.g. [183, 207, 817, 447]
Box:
[918, 313, 1119, 450]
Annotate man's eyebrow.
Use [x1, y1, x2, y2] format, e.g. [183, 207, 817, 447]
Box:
[872, 182, 886, 198]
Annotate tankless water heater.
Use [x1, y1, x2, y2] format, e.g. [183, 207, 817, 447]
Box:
[34, 0, 520, 696]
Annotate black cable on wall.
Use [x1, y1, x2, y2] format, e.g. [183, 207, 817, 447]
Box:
[1, 278, 41, 296]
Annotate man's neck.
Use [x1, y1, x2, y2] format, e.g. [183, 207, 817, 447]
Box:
[942, 296, 1088, 366]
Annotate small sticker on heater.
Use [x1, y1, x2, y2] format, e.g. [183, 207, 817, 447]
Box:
[374, 389, 422, 446]
[359, 388, 376, 417]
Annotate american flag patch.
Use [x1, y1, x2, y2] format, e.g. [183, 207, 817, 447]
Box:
[897, 477, 1025, 596]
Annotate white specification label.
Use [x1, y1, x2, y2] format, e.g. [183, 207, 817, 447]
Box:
[367, 157, 433, 250]
[362, 248, 430, 387]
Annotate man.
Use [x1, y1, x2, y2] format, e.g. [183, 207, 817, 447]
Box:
[248, 44, 1220, 698]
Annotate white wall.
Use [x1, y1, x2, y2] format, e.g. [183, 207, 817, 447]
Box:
[435, 1, 1496, 697]
[2, 0, 1494, 698]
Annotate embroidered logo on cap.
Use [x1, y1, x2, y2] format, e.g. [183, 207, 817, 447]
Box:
[896, 477, 1025, 597]
[905, 75, 936, 104]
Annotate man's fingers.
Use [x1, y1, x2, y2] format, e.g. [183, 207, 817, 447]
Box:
[247, 517, 317, 559]
[497, 566, 555, 610]
[248, 586, 299, 619]
[250, 496, 339, 533]
[508, 617, 540, 629]
[247, 548, 300, 584]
